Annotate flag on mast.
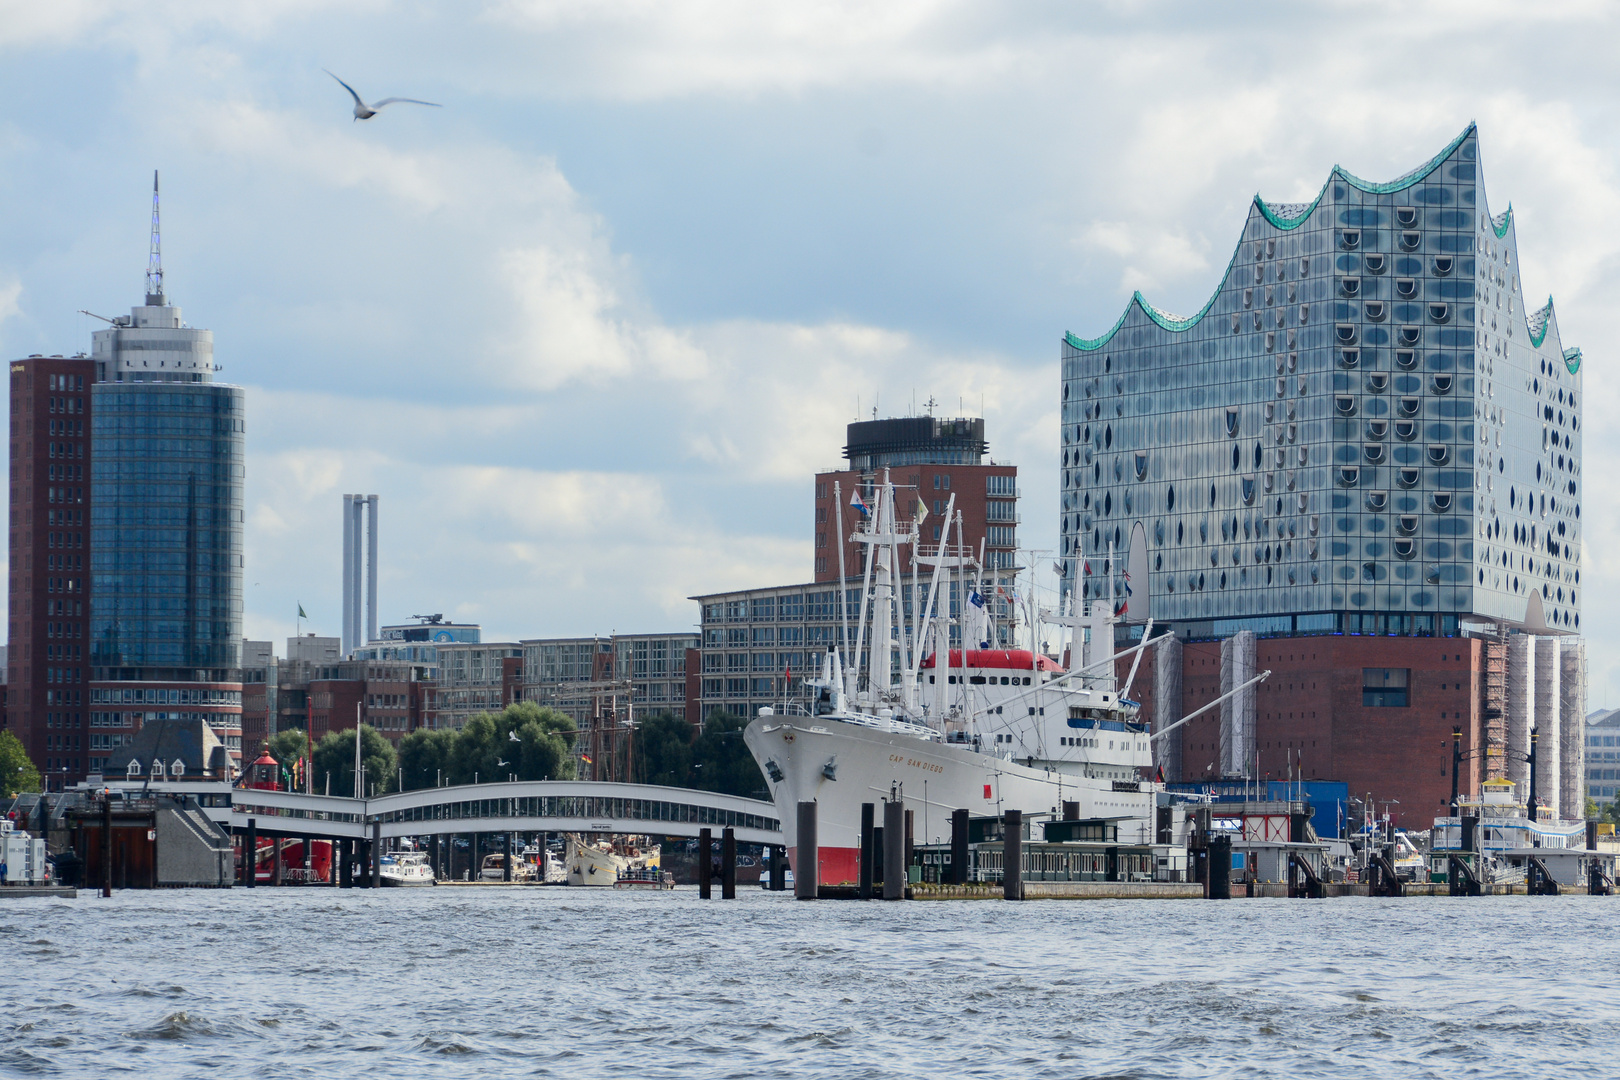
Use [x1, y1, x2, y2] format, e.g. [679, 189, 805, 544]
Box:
[298, 603, 308, 620]
[850, 489, 870, 517]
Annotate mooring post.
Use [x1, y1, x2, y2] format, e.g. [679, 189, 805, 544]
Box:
[245, 818, 257, 889]
[1003, 809, 1023, 901]
[698, 828, 712, 899]
[883, 799, 905, 900]
[795, 802, 819, 900]
[858, 802, 875, 899]
[904, 808, 914, 880]
[950, 808, 970, 886]
[722, 828, 737, 899]
[340, 839, 353, 888]
[769, 844, 786, 891]
[371, 820, 382, 888]
[101, 795, 113, 898]
[1209, 834, 1232, 900]
[504, 833, 513, 882]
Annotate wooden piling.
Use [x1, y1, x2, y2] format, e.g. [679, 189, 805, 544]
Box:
[950, 808, 970, 885]
[371, 821, 381, 889]
[883, 799, 905, 900]
[698, 828, 712, 898]
[769, 845, 786, 891]
[904, 808, 914, 878]
[1002, 810, 1022, 901]
[245, 818, 257, 889]
[1208, 834, 1232, 900]
[340, 839, 353, 888]
[795, 802, 818, 900]
[858, 803, 875, 899]
[722, 828, 737, 899]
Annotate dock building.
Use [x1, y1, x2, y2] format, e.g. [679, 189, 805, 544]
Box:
[1060, 124, 1587, 823]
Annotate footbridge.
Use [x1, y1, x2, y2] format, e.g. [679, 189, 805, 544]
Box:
[225, 780, 784, 846]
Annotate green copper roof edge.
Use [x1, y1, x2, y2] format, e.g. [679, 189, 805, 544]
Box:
[1492, 205, 1513, 238]
[1064, 233, 1247, 351]
[1528, 296, 1554, 349]
[1332, 122, 1476, 195]
[1253, 176, 1332, 231]
[1563, 347, 1582, 375]
[1067, 123, 1476, 353]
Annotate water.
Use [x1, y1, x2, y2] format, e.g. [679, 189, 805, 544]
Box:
[2, 888, 1617, 1079]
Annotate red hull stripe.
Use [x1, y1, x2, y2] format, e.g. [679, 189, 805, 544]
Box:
[918, 649, 1062, 672]
[786, 845, 861, 887]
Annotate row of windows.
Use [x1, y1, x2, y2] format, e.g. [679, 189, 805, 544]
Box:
[89, 687, 242, 706]
[378, 795, 778, 833]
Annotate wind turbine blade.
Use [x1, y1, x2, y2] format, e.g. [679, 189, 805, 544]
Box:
[371, 98, 442, 109]
[324, 69, 365, 107]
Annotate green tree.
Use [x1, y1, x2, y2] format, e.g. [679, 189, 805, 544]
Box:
[312, 724, 398, 797]
[1586, 795, 1602, 821]
[398, 728, 457, 791]
[692, 710, 767, 799]
[0, 731, 42, 798]
[447, 704, 577, 785]
[633, 711, 694, 787]
[267, 729, 309, 769]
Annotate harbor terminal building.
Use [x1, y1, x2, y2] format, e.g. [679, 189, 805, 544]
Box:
[1060, 124, 1587, 822]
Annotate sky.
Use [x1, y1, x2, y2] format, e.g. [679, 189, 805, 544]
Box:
[4, 1, 1620, 703]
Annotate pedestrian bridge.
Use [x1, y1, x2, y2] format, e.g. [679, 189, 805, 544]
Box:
[224, 780, 784, 846]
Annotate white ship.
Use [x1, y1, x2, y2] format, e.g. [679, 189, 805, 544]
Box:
[744, 474, 1266, 886]
[564, 835, 662, 887]
[379, 851, 436, 887]
[1428, 777, 1590, 885]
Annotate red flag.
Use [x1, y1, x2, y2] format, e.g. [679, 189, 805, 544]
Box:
[983, 784, 993, 799]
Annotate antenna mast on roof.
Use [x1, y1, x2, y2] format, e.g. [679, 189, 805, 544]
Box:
[145, 170, 165, 306]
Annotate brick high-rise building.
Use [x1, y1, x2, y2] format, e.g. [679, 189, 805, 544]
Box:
[814, 416, 1018, 582]
[8, 354, 96, 787]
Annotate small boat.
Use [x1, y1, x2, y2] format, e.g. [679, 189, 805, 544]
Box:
[379, 851, 436, 887]
[615, 865, 675, 890]
[479, 852, 536, 882]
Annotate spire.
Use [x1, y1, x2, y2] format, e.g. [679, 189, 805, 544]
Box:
[145, 170, 165, 306]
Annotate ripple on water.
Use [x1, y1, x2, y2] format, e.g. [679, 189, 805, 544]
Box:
[4, 891, 1618, 1079]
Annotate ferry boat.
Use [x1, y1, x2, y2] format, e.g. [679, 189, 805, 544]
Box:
[1428, 777, 1588, 885]
[744, 475, 1266, 887]
[379, 851, 436, 887]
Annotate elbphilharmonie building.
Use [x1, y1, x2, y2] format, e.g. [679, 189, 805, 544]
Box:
[1061, 125, 1589, 820]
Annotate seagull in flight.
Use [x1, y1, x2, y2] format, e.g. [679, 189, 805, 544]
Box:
[325, 70, 441, 121]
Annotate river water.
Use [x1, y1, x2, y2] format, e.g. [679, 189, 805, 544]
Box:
[2, 888, 1616, 1078]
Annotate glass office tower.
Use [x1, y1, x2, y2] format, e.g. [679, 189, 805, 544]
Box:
[90, 382, 245, 677]
[1060, 123, 1581, 640]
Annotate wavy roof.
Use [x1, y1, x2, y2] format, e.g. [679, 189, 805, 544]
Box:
[1067, 123, 1524, 356]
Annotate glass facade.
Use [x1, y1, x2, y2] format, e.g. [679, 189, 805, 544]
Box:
[90, 382, 245, 677]
[1060, 124, 1581, 636]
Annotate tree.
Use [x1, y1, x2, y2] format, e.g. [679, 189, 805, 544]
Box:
[267, 729, 309, 769]
[398, 728, 457, 791]
[312, 725, 398, 797]
[0, 731, 41, 798]
[447, 704, 577, 785]
[1586, 795, 1602, 821]
[692, 710, 767, 799]
[633, 711, 694, 787]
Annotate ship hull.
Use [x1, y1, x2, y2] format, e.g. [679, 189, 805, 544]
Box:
[744, 714, 1156, 886]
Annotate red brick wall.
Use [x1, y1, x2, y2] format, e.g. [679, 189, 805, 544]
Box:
[1134, 633, 1484, 830]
